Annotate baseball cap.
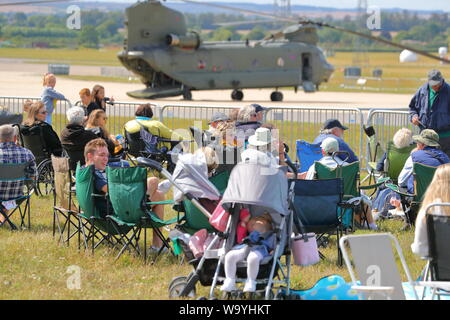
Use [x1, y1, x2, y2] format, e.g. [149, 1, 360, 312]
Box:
[413, 129, 440, 147]
[209, 112, 230, 124]
[428, 69, 444, 87]
[323, 119, 348, 130]
[251, 104, 267, 113]
[321, 137, 339, 154]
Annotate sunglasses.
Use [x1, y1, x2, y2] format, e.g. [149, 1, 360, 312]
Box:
[39, 110, 48, 114]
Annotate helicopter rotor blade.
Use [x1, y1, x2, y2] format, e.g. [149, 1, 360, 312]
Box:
[0, 0, 73, 6]
[178, 0, 450, 64]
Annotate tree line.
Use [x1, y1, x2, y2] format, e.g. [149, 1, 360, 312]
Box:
[0, 10, 449, 50]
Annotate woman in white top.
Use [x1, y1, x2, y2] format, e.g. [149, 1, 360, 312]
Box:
[412, 163, 450, 258]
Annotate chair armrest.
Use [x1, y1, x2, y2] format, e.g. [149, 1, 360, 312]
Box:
[351, 285, 395, 294]
[417, 281, 450, 291]
[385, 183, 414, 197]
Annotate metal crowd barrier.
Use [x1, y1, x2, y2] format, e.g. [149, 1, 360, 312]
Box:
[1, 95, 421, 171]
[0, 96, 72, 133]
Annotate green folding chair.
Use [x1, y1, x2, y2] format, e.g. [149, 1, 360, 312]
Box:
[385, 162, 437, 227]
[106, 166, 180, 261]
[177, 170, 230, 235]
[383, 142, 416, 185]
[75, 164, 132, 254]
[316, 158, 384, 231]
[0, 161, 34, 230]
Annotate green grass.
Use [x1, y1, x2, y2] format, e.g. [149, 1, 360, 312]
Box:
[0, 190, 425, 300]
[0, 47, 122, 66]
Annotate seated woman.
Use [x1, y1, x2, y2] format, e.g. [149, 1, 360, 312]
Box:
[211, 121, 242, 174]
[87, 84, 114, 116]
[376, 128, 414, 172]
[85, 109, 120, 158]
[124, 104, 184, 156]
[411, 163, 450, 258]
[21, 101, 63, 157]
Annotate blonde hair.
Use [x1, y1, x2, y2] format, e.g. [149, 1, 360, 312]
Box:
[214, 121, 236, 145]
[420, 163, 450, 215]
[249, 213, 273, 231]
[23, 101, 45, 126]
[43, 73, 55, 86]
[195, 146, 218, 173]
[237, 105, 257, 122]
[86, 109, 110, 138]
[393, 128, 413, 149]
[23, 99, 33, 113]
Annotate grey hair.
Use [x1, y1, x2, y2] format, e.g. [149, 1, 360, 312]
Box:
[66, 106, 86, 125]
[393, 128, 413, 149]
[237, 105, 257, 122]
[320, 127, 339, 135]
[0, 124, 18, 142]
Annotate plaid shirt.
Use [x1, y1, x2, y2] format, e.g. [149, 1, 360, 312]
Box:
[0, 142, 36, 201]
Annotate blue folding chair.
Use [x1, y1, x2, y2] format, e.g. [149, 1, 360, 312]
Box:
[296, 140, 322, 172]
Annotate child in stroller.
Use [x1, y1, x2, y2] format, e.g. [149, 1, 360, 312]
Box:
[221, 213, 276, 293]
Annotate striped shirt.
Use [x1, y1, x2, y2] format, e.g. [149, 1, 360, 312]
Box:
[0, 142, 36, 200]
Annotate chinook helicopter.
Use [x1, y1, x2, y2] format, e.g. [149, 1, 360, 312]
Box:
[117, 0, 450, 101]
[118, 0, 334, 101]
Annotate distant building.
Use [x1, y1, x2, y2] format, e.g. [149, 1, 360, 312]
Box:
[32, 42, 50, 48]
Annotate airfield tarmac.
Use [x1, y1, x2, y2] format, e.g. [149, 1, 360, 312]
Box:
[0, 59, 413, 109]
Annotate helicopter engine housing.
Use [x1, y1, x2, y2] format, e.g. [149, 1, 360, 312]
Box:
[166, 32, 201, 49]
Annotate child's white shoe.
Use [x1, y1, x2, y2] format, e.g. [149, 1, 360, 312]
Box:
[243, 279, 256, 292]
[220, 278, 236, 292]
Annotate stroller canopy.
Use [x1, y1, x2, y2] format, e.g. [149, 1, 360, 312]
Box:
[172, 152, 221, 202]
[221, 162, 289, 216]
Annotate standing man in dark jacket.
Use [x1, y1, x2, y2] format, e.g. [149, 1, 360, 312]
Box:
[60, 106, 97, 170]
[409, 70, 450, 157]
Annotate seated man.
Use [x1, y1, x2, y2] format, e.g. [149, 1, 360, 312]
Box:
[313, 119, 358, 163]
[304, 137, 348, 180]
[60, 106, 98, 171]
[305, 137, 377, 230]
[0, 124, 36, 228]
[398, 129, 450, 194]
[124, 104, 184, 156]
[83, 138, 166, 251]
[235, 104, 266, 144]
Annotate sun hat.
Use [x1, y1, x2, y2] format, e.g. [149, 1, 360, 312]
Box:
[413, 129, 440, 147]
[248, 127, 274, 147]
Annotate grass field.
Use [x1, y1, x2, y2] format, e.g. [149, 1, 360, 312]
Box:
[0, 182, 425, 300]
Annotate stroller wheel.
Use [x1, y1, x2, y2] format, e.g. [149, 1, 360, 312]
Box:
[169, 276, 187, 290]
[169, 281, 196, 298]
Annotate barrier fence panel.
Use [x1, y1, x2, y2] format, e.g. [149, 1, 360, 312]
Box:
[0, 96, 72, 133]
[365, 109, 419, 169]
[74, 100, 157, 136]
[160, 104, 241, 135]
[265, 106, 364, 165]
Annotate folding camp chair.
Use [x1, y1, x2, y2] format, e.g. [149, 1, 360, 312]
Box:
[0, 161, 34, 230]
[291, 178, 345, 265]
[364, 125, 384, 185]
[17, 124, 54, 196]
[382, 142, 416, 185]
[75, 164, 133, 255]
[175, 170, 230, 235]
[106, 166, 180, 262]
[339, 233, 419, 300]
[416, 203, 450, 300]
[385, 162, 437, 227]
[52, 155, 80, 246]
[295, 140, 322, 173]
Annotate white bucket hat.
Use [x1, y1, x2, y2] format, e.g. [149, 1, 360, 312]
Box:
[248, 127, 274, 147]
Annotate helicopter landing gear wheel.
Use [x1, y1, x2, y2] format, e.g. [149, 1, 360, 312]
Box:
[182, 88, 192, 100]
[270, 91, 283, 102]
[231, 89, 244, 101]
